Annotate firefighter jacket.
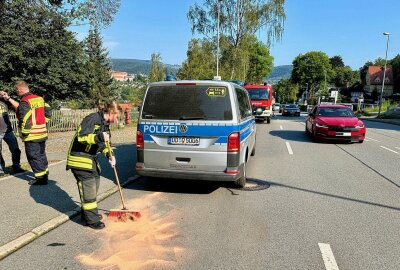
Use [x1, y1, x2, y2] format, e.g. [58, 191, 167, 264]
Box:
[66, 111, 112, 171]
[17, 93, 52, 142]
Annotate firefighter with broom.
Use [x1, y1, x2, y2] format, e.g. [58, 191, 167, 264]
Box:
[66, 101, 119, 230]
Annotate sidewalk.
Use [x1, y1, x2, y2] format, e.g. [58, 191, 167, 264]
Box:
[0, 127, 138, 260]
[360, 116, 400, 126]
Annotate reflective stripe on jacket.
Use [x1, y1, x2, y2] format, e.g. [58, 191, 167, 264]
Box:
[17, 93, 51, 142]
[66, 111, 111, 171]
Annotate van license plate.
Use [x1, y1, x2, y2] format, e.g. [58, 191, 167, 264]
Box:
[168, 137, 200, 146]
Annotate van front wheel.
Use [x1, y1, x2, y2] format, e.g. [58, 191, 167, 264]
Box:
[235, 162, 246, 188]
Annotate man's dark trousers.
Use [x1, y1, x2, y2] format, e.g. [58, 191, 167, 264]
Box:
[24, 141, 48, 179]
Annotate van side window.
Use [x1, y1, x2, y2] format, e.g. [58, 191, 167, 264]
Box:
[235, 88, 252, 119]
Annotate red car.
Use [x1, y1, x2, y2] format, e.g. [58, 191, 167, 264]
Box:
[305, 104, 366, 143]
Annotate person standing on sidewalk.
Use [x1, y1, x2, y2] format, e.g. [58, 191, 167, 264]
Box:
[0, 98, 25, 176]
[66, 101, 119, 230]
[0, 80, 52, 185]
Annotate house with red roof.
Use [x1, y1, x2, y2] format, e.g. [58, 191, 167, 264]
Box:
[365, 65, 394, 98]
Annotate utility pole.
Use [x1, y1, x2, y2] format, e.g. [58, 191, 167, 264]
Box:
[378, 32, 390, 116]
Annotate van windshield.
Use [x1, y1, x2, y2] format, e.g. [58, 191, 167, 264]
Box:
[246, 88, 270, 100]
[141, 85, 233, 120]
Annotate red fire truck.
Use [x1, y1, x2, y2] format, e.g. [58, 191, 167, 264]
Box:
[243, 83, 273, 124]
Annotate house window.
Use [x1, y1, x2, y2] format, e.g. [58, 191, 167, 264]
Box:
[385, 77, 390, 83]
[374, 77, 381, 83]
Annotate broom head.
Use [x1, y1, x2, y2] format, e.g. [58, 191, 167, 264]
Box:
[107, 209, 141, 222]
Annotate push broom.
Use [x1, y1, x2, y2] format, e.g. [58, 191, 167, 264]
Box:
[106, 141, 141, 221]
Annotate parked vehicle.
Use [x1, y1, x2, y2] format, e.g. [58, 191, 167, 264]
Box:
[305, 104, 366, 143]
[136, 80, 256, 188]
[273, 103, 281, 112]
[243, 83, 273, 124]
[282, 104, 301, 116]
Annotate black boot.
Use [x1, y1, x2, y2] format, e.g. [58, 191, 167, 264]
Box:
[28, 175, 48, 185]
[87, 221, 105, 230]
[12, 165, 26, 174]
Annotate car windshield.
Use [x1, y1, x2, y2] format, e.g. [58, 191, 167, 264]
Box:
[246, 89, 270, 100]
[317, 107, 355, 117]
[141, 84, 233, 120]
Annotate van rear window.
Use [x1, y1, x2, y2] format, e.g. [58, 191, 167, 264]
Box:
[141, 85, 233, 120]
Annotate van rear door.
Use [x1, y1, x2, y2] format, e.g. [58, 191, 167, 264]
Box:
[139, 82, 235, 172]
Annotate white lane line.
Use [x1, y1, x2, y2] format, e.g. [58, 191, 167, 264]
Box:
[280, 125, 283, 130]
[380, 146, 399, 154]
[366, 137, 380, 142]
[395, 147, 400, 150]
[364, 139, 370, 142]
[285, 141, 293, 155]
[318, 243, 340, 270]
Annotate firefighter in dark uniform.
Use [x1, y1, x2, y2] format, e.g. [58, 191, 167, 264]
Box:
[0, 81, 51, 185]
[66, 101, 119, 230]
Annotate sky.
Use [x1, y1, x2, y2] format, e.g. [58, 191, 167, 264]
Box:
[71, 0, 400, 70]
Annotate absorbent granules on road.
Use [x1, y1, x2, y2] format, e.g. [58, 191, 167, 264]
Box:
[76, 193, 185, 270]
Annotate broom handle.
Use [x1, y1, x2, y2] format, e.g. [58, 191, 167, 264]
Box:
[106, 141, 127, 210]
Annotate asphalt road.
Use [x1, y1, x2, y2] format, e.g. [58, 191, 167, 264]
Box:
[1, 114, 399, 270]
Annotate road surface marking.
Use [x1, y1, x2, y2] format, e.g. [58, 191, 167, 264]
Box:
[285, 142, 293, 155]
[318, 243, 340, 270]
[395, 147, 400, 150]
[366, 137, 379, 142]
[364, 139, 369, 142]
[380, 146, 399, 154]
[280, 125, 283, 130]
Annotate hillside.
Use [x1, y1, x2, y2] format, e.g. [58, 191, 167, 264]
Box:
[110, 58, 292, 82]
[110, 58, 180, 75]
[267, 65, 293, 84]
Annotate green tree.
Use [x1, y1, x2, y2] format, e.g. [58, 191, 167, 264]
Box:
[188, 0, 285, 79]
[148, 53, 166, 82]
[291, 51, 333, 104]
[246, 37, 274, 83]
[274, 79, 298, 103]
[84, 26, 115, 107]
[0, 0, 89, 101]
[332, 66, 359, 87]
[389, 54, 400, 92]
[177, 39, 216, 80]
[329, 55, 345, 69]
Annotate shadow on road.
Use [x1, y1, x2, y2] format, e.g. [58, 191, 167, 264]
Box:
[267, 180, 400, 212]
[28, 179, 83, 225]
[269, 130, 311, 143]
[125, 176, 220, 194]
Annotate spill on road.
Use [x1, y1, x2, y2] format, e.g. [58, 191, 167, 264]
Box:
[77, 193, 185, 270]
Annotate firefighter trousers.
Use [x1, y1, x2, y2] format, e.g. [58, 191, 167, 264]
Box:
[24, 141, 49, 179]
[72, 167, 101, 225]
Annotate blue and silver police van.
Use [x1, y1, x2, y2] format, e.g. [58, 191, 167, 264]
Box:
[135, 80, 256, 187]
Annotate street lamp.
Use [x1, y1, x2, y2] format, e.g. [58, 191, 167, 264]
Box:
[214, 0, 221, 80]
[378, 32, 390, 116]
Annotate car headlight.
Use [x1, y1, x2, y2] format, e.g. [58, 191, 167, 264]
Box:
[355, 124, 364, 129]
[316, 123, 328, 128]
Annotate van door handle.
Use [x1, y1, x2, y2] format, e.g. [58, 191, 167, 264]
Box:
[176, 157, 191, 163]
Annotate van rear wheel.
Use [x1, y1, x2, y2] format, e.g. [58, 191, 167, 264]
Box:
[266, 117, 271, 124]
[235, 162, 246, 188]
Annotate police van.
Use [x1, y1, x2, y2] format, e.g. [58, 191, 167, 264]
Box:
[135, 80, 256, 187]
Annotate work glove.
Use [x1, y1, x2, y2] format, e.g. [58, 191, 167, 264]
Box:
[109, 156, 116, 167]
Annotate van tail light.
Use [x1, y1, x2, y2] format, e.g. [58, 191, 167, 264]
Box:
[136, 130, 144, 149]
[228, 132, 240, 152]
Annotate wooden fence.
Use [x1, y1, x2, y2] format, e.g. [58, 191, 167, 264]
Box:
[8, 108, 127, 135]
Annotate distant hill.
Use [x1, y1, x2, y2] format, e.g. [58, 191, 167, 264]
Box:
[110, 58, 180, 75]
[110, 59, 292, 82]
[267, 65, 293, 84]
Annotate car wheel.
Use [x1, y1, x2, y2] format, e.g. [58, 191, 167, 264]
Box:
[266, 117, 271, 124]
[235, 162, 246, 188]
[359, 140, 364, 143]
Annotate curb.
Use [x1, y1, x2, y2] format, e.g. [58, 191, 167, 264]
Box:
[361, 118, 400, 126]
[0, 175, 140, 261]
